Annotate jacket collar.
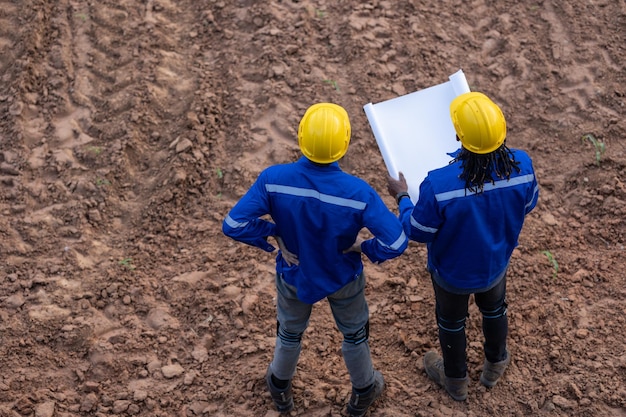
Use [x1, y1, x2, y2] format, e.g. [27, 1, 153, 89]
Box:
[297, 156, 341, 172]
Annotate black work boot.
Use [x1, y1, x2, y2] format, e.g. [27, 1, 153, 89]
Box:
[423, 351, 469, 401]
[480, 350, 511, 387]
[346, 370, 385, 417]
[265, 368, 294, 414]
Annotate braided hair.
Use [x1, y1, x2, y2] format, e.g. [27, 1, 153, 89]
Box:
[452, 141, 521, 194]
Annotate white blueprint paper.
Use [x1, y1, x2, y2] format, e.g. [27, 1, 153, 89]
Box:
[363, 69, 470, 203]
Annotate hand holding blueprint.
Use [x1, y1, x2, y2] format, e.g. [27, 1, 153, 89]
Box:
[363, 70, 470, 202]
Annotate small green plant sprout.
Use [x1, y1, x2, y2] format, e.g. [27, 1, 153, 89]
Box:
[87, 146, 103, 155]
[582, 133, 605, 166]
[324, 79, 340, 91]
[542, 250, 559, 279]
[118, 258, 135, 270]
[75, 13, 88, 22]
[315, 9, 326, 18]
[95, 178, 111, 187]
[216, 167, 223, 179]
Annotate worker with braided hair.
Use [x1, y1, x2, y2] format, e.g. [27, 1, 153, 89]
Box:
[387, 92, 539, 401]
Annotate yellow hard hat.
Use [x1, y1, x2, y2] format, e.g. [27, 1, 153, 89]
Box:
[450, 92, 506, 154]
[298, 103, 351, 163]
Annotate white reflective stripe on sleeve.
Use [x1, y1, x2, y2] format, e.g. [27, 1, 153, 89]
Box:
[376, 230, 408, 251]
[525, 183, 540, 211]
[224, 215, 249, 229]
[265, 184, 367, 210]
[410, 216, 438, 234]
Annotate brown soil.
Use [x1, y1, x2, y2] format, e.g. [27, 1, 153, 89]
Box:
[1, 1, 625, 416]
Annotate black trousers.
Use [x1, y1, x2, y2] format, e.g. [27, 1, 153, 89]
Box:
[431, 274, 508, 378]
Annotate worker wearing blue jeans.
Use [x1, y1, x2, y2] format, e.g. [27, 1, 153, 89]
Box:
[270, 272, 374, 391]
[223, 103, 407, 416]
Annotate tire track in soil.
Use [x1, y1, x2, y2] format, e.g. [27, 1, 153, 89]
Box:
[59, 0, 206, 397]
[0, 2, 92, 267]
[0, 1, 31, 260]
[0, 1, 103, 408]
[69, 0, 198, 206]
[0, 0, 211, 412]
[43, 0, 205, 275]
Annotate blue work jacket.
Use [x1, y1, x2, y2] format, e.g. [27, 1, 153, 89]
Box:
[398, 148, 539, 293]
[223, 157, 408, 303]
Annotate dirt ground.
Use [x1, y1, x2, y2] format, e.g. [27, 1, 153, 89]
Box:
[0, 0, 625, 416]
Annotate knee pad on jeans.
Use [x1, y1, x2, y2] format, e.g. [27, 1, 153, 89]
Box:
[277, 321, 303, 347]
[479, 301, 508, 320]
[344, 320, 369, 345]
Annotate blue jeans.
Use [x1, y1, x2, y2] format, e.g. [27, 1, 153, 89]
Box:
[269, 272, 375, 389]
[431, 273, 508, 378]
